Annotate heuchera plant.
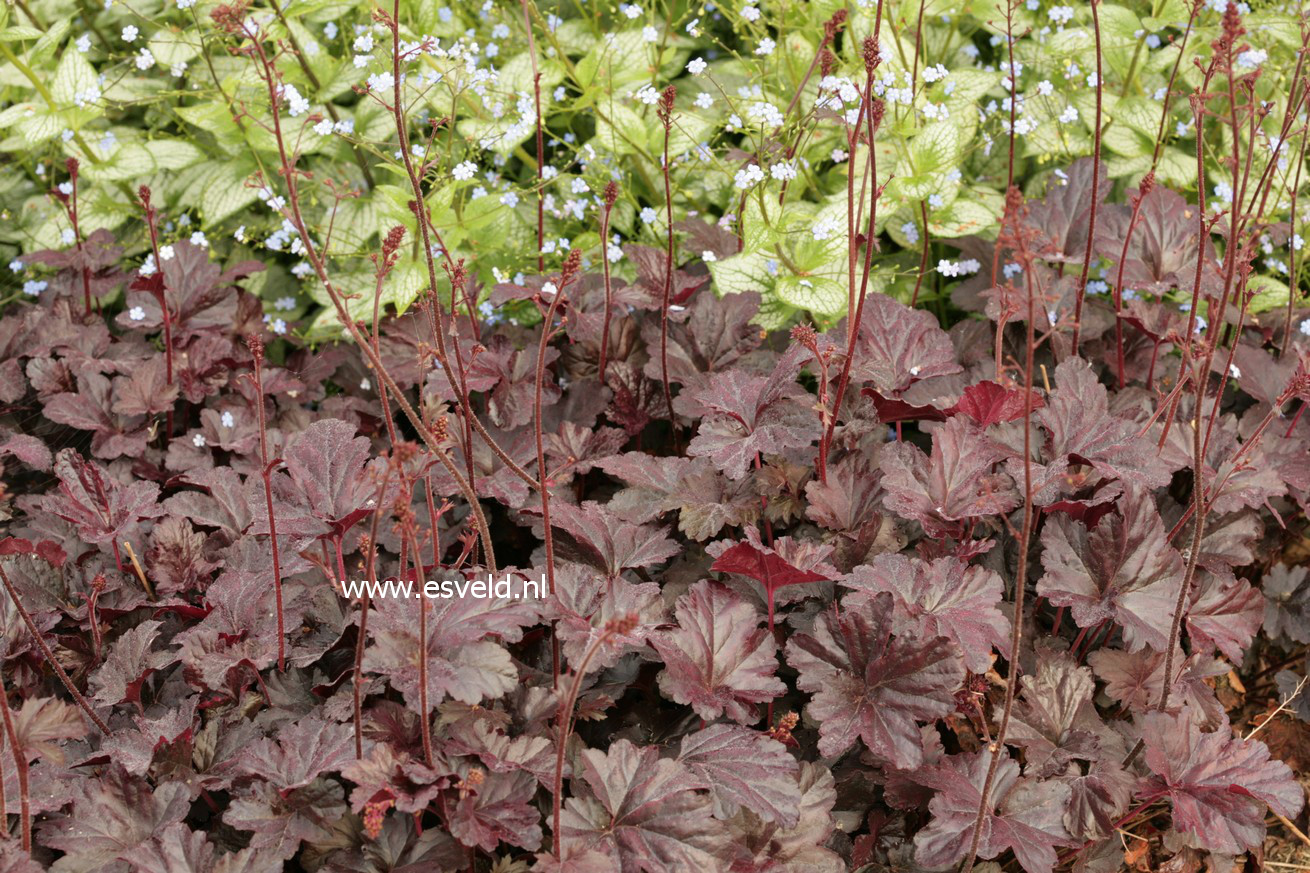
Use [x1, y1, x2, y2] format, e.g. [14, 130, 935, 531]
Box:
[1, 0, 1310, 871]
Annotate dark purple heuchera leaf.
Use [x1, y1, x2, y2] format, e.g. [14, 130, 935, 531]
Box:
[843, 554, 1010, 674]
[5, 697, 83, 764]
[1027, 157, 1109, 264]
[560, 739, 730, 871]
[547, 562, 665, 671]
[652, 581, 784, 724]
[89, 620, 178, 707]
[121, 823, 269, 873]
[598, 454, 760, 541]
[1095, 184, 1220, 294]
[236, 717, 354, 793]
[224, 778, 347, 862]
[0, 427, 52, 472]
[271, 418, 378, 541]
[687, 345, 818, 480]
[37, 766, 194, 873]
[44, 371, 151, 459]
[676, 724, 800, 827]
[1088, 647, 1226, 728]
[364, 578, 540, 709]
[724, 761, 844, 873]
[1140, 706, 1304, 854]
[1008, 650, 1118, 778]
[536, 500, 680, 581]
[115, 240, 263, 342]
[1185, 568, 1263, 662]
[913, 748, 1073, 873]
[1264, 564, 1310, 644]
[1032, 359, 1174, 495]
[845, 292, 962, 396]
[880, 414, 1021, 538]
[39, 449, 163, 550]
[641, 288, 763, 397]
[1036, 484, 1183, 652]
[447, 769, 543, 853]
[785, 592, 964, 766]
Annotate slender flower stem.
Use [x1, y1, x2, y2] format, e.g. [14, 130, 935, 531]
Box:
[960, 189, 1038, 873]
[657, 87, 679, 448]
[521, 0, 546, 272]
[248, 337, 285, 673]
[0, 661, 29, 852]
[1070, 0, 1104, 354]
[597, 182, 618, 382]
[0, 564, 110, 734]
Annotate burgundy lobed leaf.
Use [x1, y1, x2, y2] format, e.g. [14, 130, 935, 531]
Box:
[1141, 706, 1305, 854]
[785, 592, 965, 766]
[651, 580, 785, 724]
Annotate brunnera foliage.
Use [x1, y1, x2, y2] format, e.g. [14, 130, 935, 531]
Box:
[1, 0, 1310, 870]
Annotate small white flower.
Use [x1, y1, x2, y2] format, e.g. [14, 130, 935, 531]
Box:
[687, 57, 707, 75]
[129, 306, 146, 321]
[122, 25, 139, 42]
[501, 191, 520, 208]
[192, 434, 207, 448]
[8, 259, 22, 273]
[1059, 105, 1079, 124]
[360, 378, 371, 391]
[453, 161, 477, 180]
[741, 4, 760, 21]
[22, 280, 47, 296]
[1228, 364, 1241, 379]
[313, 119, 334, 135]
[76, 34, 92, 52]
[61, 229, 76, 245]
[1036, 80, 1054, 96]
[622, 3, 641, 18]
[541, 282, 558, 297]
[755, 37, 775, 56]
[159, 245, 175, 261]
[134, 48, 155, 70]
[702, 250, 717, 262]
[1299, 318, 1310, 336]
[271, 318, 288, 335]
[642, 25, 658, 42]
[220, 411, 235, 428]
[694, 92, 714, 109]
[190, 231, 208, 247]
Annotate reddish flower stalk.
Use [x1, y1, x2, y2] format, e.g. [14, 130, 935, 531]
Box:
[520, 0, 545, 272]
[597, 181, 619, 383]
[406, 526, 435, 767]
[821, 34, 885, 474]
[221, 7, 500, 571]
[960, 187, 1038, 873]
[1111, 172, 1154, 388]
[910, 199, 931, 307]
[1069, 0, 1105, 354]
[536, 250, 581, 690]
[0, 563, 110, 734]
[551, 613, 638, 859]
[0, 660, 29, 852]
[56, 158, 93, 318]
[1284, 128, 1309, 354]
[138, 186, 176, 443]
[989, 0, 1019, 292]
[657, 85, 679, 448]
[247, 334, 285, 673]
